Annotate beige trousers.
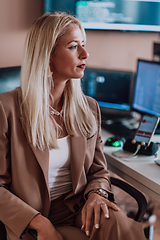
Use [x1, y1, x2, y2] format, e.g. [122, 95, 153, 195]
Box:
[48, 194, 146, 240]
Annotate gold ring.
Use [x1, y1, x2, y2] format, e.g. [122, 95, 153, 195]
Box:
[101, 203, 106, 207]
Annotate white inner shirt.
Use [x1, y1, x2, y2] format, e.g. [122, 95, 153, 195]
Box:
[48, 136, 72, 201]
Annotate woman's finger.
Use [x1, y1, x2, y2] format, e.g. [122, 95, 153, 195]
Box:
[85, 205, 94, 236]
[102, 201, 119, 218]
[100, 202, 109, 218]
[108, 201, 120, 211]
[94, 203, 102, 229]
[81, 207, 86, 231]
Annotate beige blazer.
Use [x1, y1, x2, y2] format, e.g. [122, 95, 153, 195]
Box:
[0, 88, 113, 240]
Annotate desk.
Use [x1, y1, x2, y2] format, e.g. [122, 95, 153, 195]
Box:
[101, 129, 160, 203]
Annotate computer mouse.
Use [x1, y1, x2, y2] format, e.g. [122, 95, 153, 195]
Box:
[104, 137, 124, 147]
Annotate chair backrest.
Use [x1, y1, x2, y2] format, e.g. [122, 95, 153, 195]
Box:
[0, 221, 7, 240]
[110, 177, 147, 222]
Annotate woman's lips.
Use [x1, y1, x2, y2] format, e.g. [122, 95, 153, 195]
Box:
[77, 64, 86, 69]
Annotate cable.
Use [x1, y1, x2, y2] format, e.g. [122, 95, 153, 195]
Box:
[132, 144, 141, 156]
[112, 140, 150, 160]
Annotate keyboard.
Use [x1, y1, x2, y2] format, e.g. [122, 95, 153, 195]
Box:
[101, 120, 136, 140]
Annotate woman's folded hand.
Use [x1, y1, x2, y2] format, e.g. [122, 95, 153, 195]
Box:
[81, 192, 119, 237]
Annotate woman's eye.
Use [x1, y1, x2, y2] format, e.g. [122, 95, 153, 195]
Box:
[68, 44, 85, 49]
[68, 45, 77, 49]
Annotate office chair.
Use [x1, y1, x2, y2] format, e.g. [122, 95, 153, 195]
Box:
[26, 176, 148, 239]
[0, 179, 148, 239]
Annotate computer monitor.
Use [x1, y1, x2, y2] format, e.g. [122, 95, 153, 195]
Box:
[132, 59, 160, 118]
[81, 67, 133, 118]
[44, 0, 160, 32]
[0, 66, 21, 93]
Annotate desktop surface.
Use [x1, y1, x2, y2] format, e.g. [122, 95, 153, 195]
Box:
[101, 128, 160, 202]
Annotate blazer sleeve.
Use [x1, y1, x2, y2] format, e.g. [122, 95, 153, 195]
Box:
[0, 100, 39, 238]
[84, 98, 114, 201]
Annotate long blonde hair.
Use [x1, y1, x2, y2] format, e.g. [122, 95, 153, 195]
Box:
[20, 12, 97, 150]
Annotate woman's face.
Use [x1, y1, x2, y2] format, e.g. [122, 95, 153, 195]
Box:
[50, 24, 89, 83]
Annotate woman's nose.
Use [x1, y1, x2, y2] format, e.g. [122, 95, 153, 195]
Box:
[79, 47, 89, 59]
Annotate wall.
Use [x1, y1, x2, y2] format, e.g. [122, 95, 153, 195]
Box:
[0, 0, 160, 73]
[0, 0, 43, 67]
[86, 30, 160, 72]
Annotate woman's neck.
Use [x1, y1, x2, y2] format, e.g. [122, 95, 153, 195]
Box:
[50, 82, 66, 111]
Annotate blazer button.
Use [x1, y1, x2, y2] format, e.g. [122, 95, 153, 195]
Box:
[73, 204, 80, 211]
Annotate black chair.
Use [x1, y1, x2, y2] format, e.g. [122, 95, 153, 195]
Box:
[0, 221, 7, 240]
[0, 177, 147, 239]
[110, 176, 147, 222]
[27, 176, 147, 239]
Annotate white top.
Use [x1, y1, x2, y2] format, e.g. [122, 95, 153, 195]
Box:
[48, 136, 72, 201]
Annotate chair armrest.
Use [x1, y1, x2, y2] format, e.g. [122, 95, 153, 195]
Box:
[28, 229, 37, 239]
[110, 176, 147, 222]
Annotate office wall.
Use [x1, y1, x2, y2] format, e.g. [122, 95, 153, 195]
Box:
[0, 0, 43, 67]
[86, 30, 160, 72]
[0, 0, 160, 73]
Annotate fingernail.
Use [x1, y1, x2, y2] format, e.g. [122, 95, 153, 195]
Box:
[81, 225, 85, 230]
[105, 214, 109, 218]
[95, 224, 99, 229]
[86, 231, 90, 236]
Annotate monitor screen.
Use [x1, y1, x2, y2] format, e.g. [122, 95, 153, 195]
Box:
[0, 66, 21, 94]
[44, 0, 160, 32]
[132, 59, 160, 118]
[81, 67, 133, 116]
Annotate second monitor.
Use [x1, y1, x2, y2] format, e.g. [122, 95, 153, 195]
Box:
[82, 67, 133, 118]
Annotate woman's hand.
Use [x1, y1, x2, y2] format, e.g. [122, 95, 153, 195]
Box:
[28, 214, 63, 240]
[81, 193, 119, 237]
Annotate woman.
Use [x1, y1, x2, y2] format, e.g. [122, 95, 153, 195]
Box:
[0, 12, 146, 240]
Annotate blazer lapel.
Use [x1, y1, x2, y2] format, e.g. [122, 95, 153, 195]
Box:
[19, 116, 49, 190]
[70, 134, 87, 193]
[30, 145, 49, 187]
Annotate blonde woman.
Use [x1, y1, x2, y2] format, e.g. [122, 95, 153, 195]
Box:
[0, 12, 146, 240]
